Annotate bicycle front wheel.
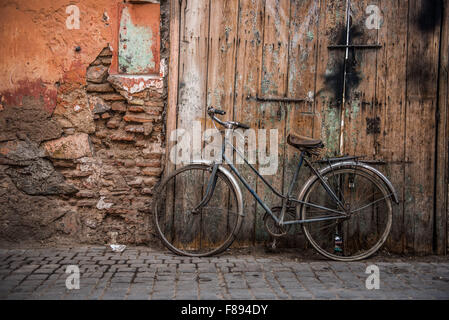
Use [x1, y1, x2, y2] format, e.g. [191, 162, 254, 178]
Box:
[299, 164, 393, 261]
[152, 164, 242, 257]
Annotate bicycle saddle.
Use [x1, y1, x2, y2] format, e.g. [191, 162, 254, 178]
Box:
[287, 133, 324, 149]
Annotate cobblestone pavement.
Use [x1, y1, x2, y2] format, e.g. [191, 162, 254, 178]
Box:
[0, 246, 448, 300]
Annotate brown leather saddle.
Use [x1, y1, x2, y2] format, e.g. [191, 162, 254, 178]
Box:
[287, 133, 324, 152]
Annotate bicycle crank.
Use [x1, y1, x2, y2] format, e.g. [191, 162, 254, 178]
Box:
[263, 206, 296, 238]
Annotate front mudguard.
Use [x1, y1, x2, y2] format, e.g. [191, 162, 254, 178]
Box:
[189, 160, 245, 217]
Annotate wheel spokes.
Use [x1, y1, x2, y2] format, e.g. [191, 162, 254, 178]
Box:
[302, 168, 392, 260]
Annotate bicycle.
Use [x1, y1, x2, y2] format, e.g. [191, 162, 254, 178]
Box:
[152, 107, 399, 261]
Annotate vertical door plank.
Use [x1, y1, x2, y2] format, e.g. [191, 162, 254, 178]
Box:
[206, 0, 239, 120]
[376, 0, 409, 253]
[342, 0, 379, 159]
[314, 0, 347, 156]
[177, 0, 210, 145]
[255, 0, 291, 243]
[436, 0, 448, 254]
[404, 0, 441, 254]
[341, 0, 380, 249]
[166, 0, 181, 176]
[162, 0, 181, 247]
[233, 0, 265, 246]
[174, 0, 211, 247]
[204, 0, 240, 243]
[283, 0, 320, 247]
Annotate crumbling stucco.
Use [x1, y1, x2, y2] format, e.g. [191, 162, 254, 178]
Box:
[0, 0, 169, 246]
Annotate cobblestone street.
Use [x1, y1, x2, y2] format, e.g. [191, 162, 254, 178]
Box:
[0, 246, 448, 300]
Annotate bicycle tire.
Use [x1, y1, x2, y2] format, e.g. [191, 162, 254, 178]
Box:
[152, 163, 243, 257]
[299, 164, 393, 261]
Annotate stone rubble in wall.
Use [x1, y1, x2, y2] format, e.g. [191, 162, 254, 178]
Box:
[42, 46, 165, 244]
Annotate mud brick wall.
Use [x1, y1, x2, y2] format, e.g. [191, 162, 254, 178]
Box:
[0, 0, 169, 246]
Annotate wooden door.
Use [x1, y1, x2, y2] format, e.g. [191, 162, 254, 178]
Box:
[166, 0, 448, 254]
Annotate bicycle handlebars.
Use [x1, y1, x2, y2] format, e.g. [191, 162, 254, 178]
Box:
[207, 107, 250, 130]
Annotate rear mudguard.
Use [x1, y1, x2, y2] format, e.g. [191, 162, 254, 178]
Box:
[298, 161, 400, 205]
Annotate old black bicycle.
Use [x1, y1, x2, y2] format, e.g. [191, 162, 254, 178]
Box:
[153, 107, 399, 261]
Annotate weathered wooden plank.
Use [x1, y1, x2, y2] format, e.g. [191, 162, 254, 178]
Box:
[232, 0, 265, 246]
[165, 0, 181, 176]
[287, 0, 320, 105]
[283, 111, 315, 248]
[341, 0, 380, 251]
[206, 0, 239, 118]
[342, 0, 379, 158]
[283, 0, 320, 248]
[376, 0, 409, 253]
[404, 0, 441, 254]
[314, 0, 347, 156]
[204, 0, 240, 244]
[254, 0, 290, 243]
[177, 0, 210, 146]
[161, 0, 181, 247]
[174, 0, 211, 247]
[260, 0, 290, 98]
[436, 0, 448, 254]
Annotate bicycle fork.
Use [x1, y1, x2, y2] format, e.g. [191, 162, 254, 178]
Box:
[191, 163, 220, 214]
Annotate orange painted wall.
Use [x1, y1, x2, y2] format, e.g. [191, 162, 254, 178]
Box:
[0, 0, 121, 110]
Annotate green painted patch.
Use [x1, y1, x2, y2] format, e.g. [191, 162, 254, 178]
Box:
[307, 31, 314, 41]
[119, 7, 155, 74]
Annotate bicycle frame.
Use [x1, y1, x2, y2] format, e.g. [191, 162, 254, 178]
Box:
[199, 127, 349, 227]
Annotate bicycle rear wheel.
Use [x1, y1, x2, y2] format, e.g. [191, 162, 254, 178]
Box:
[299, 164, 393, 261]
[152, 164, 242, 257]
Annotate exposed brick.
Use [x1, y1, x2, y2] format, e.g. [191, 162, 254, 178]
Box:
[110, 133, 135, 142]
[51, 160, 76, 168]
[89, 96, 111, 114]
[105, 207, 136, 215]
[87, 83, 115, 93]
[111, 102, 127, 112]
[95, 130, 108, 138]
[135, 140, 147, 147]
[125, 125, 145, 134]
[123, 114, 154, 123]
[90, 58, 102, 66]
[148, 90, 164, 98]
[106, 118, 120, 129]
[63, 170, 93, 178]
[123, 159, 136, 168]
[144, 101, 164, 108]
[43, 133, 93, 160]
[136, 160, 161, 168]
[143, 153, 162, 160]
[101, 112, 111, 119]
[100, 93, 126, 101]
[142, 168, 162, 177]
[77, 199, 98, 207]
[114, 150, 141, 159]
[76, 190, 97, 198]
[128, 106, 145, 112]
[127, 177, 143, 187]
[141, 188, 153, 195]
[145, 107, 163, 116]
[129, 99, 145, 106]
[100, 57, 112, 64]
[143, 177, 158, 187]
[98, 47, 113, 57]
[86, 65, 108, 83]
